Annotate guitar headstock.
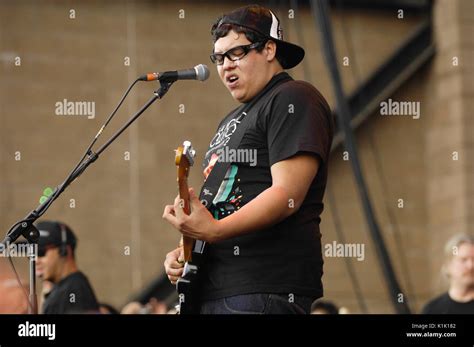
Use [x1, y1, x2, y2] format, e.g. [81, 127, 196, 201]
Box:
[175, 140, 196, 181]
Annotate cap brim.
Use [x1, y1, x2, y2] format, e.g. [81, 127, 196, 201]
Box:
[274, 40, 305, 69]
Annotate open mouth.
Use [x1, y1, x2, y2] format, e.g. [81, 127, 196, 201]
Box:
[226, 75, 239, 87]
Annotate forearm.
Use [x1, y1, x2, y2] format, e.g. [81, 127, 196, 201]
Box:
[162, 155, 318, 244]
[215, 185, 296, 241]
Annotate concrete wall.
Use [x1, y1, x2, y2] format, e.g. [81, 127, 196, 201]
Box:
[320, 0, 473, 313]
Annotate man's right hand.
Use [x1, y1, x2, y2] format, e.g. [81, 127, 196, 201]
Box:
[164, 246, 184, 285]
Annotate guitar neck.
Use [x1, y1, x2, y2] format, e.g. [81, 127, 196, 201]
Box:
[178, 172, 194, 262]
[175, 142, 196, 263]
[178, 181, 191, 215]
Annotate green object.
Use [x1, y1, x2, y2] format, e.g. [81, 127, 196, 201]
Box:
[43, 187, 54, 197]
[39, 186, 54, 203]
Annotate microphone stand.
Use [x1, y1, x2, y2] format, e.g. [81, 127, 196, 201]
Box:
[1, 80, 174, 314]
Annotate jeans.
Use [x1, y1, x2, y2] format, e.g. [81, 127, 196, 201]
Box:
[200, 293, 313, 314]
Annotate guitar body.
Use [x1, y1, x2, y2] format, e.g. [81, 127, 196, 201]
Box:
[176, 241, 206, 314]
[174, 141, 206, 314]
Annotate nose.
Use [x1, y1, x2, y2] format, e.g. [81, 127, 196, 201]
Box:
[222, 56, 236, 71]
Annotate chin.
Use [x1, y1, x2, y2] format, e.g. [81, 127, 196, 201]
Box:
[228, 88, 246, 102]
[230, 91, 241, 101]
[232, 93, 248, 103]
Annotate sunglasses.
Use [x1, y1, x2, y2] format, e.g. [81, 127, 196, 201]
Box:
[210, 42, 265, 66]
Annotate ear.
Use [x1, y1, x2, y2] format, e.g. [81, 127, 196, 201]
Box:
[264, 40, 278, 62]
[66, 245, 75, 259]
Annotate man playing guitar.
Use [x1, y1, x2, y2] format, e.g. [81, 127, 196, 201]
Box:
[163, 5, 333, 314]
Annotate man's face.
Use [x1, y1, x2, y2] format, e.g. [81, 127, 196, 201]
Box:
[214, 31, 273, 103]
[448, 243, 474, 287]
[36, 247, 62, 283]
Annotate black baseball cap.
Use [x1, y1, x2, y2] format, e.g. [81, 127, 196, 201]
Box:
[213, 4, 305, 69]
[35, 220, 77, 256]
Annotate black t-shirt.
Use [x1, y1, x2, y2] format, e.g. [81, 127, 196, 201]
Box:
[42, 271, 99, 314]
[199, 72, 334, 301]
[422, 293, 474, 314]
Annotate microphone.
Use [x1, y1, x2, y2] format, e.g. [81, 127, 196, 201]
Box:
[140, 64, 210, 82]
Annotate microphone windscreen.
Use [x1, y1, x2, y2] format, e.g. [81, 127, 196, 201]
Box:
[195, 64, 210, 81]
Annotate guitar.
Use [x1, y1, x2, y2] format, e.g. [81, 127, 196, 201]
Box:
[174, 140, 206, 314]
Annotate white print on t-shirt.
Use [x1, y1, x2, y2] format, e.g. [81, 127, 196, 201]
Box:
[206, 113, 245, 158]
